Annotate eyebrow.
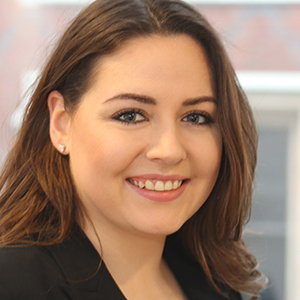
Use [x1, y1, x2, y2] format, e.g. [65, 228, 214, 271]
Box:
[104, 93, 156, 105]
[103, 93, 216, 106]
[182, 96, 216, 106]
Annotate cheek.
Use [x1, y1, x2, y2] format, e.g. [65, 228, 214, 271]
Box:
[193, 130, 222, 176]
[69, 124, 140, 181]
[204, 143, 222, 175]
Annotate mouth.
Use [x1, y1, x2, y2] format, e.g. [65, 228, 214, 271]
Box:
[126, 176, 189, 202]
[127, 178, 186, 192]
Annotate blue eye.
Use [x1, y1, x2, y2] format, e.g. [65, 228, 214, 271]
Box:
[112, 109, 146, 124]
[182, 111, 212, 126]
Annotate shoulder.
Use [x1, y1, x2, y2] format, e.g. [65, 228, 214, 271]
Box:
[0, 243, 53, 270]
[0, 225, 120, 300]
[0, 244, 63, 299]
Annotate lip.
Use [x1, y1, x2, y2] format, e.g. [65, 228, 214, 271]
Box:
[126, 174, 189, 203]
[129, 174, 187, 181]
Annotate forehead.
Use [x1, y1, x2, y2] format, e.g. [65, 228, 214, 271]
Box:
[83, 34, 214, 104]
[98, 34, 209, 74]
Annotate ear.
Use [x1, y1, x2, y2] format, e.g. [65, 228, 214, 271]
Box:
[48, 90, 71, 155]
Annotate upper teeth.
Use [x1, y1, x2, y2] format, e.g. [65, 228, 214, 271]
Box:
[131, 179, 183, 191]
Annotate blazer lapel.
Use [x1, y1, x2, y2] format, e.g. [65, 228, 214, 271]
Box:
[46, 225, 126, 300]
[164, 233, 242, 300]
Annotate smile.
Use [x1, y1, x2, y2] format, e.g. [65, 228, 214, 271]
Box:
[128, 179, 183, 192]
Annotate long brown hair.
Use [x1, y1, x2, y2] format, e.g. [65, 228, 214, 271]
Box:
[0, 0, 265, 298]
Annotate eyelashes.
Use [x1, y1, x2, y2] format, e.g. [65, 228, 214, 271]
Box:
[182, 110, 213, 126]
[111, 108, 213, 126]
[111, 108, 147, 125]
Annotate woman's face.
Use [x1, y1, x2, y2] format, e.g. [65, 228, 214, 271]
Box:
[67, 34, 222, 237]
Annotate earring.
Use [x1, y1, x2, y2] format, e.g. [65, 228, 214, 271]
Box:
[58, 144, 66, 153]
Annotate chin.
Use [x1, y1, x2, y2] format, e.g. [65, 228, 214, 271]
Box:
[134, 220, 186, 238]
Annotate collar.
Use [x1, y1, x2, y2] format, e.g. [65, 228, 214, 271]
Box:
[46, 224, 126, 299]
[46, 224, 240, 300]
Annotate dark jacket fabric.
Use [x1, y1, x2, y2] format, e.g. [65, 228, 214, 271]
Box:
[0, 225, 241, 300]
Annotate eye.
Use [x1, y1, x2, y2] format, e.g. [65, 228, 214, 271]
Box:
[182, 111, 212, 126]
[111, 109, 147, 124]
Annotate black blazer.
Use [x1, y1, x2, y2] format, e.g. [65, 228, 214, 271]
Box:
[0, 226, 241, 300]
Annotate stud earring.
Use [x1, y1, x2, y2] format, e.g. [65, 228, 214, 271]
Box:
[58, 144, 66, 153]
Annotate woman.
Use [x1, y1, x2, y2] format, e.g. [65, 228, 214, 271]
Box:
[0, 0, 265, 299]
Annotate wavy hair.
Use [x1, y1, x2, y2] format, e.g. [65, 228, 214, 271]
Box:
[0, 0, 265, 298]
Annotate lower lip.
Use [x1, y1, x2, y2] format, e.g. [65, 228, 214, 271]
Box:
[127, 180, 187, 202]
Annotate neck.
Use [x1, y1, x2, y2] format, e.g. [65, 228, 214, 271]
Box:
[82, 219, 167, 284]
[81, 219, 187, 300]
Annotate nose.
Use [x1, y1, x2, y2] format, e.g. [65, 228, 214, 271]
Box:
[145, 125, 187, 165]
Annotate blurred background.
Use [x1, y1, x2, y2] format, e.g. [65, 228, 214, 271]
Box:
[0, 0, 300, 299]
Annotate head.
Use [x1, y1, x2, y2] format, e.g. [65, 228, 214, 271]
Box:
[27, 0, 255, 238]
[1, 0, 258, 295]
